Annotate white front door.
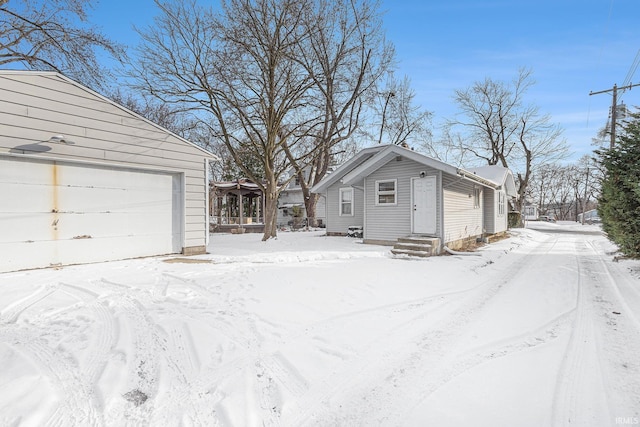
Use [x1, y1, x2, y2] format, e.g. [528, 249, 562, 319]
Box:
[412, 176, 436, 234]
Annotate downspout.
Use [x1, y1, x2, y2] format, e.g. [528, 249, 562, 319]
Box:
[205, 158, 210, 246]
[443, 245, 482, 256]
[438, 170, 445, 252]
[361, 180, 367, 241]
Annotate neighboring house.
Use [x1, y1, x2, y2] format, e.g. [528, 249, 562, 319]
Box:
[523, 204, 538, 221]
[577, 208, 600, 224]
[277, 167, 328, 228]
[0, 70, 218, 272]
[467, 165, 517, 236]
[311, 144, 517, 252]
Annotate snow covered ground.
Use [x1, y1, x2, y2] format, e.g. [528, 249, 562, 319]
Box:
[1, 222, 639, 426]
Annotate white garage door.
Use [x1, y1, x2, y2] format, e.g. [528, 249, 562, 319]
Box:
[0, 156, 183, 272]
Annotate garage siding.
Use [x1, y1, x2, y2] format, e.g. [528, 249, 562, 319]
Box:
[0, 71, 213, 269]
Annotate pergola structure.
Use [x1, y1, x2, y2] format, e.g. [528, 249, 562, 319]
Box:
[209, 179, 265, 233]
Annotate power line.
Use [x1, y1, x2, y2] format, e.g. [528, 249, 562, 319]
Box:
[589, 82, 640, 149]
[623, 49, 640, 87]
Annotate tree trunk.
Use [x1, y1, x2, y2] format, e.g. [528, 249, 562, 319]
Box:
[303, 191, 320, 227]
[262, 184, 279, 241]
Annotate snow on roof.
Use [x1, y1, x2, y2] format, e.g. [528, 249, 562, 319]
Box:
[468, 165, 508, 184]
[212, 180, 262, 191]
[468, 165, 518, 197]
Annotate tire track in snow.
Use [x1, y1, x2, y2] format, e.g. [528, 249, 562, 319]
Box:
[57, 283, 115, 390]
[552, 239, 612, 426]
[585, 239, 640, 331]
[94, 279, 163, 425]
[552, 238, 640, 424]
[150, 321, 221, 427]
[287, 233, 565, 425]
[159, 272, 254, 349]
[1, 282, 113, 426]
[161, 270, 307, 411]
[164, 269, 310, 426]
[1, 283, 59, 324]
[282, 290, 483, 425]
[98, 276, 224, 426]
[232, 281, 471, 425]
[148, 270, 287, 426]
[111, 273, 228, 424]
[0, 324, 101, 427]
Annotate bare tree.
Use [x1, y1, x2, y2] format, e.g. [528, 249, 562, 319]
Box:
[0, 0, 125, 90]
[372, 74, 433, 148]
[133, 0, 315, 240]
[131, 0, 392, 238]
[526, 163, 559, 215]
[526, 156, 601, 221]
[572, 155, 600, 223]
[550, 168, 576, 220]
[545, 166, 581, 220]
[514, 105, 568, 210]
[282, 0, 394, 227]
[449, 68, 569, 210]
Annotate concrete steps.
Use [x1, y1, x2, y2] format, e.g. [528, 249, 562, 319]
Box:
[391, 236, 440, 258]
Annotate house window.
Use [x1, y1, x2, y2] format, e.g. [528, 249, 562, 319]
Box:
[339, 187, 354, 216]
[498, 191, 505, 215]
[375, 179, 397, 205]
[473, 187, 481, 209]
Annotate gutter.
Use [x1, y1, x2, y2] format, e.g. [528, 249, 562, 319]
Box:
[456, 168, 499, 189]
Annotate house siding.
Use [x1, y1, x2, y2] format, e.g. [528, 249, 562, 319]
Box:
[442, 175, 484, 245]
[483, 189, 496, 234]
[0, 72, 211, 252]
[325, 181, 364, 235]
[363, 158, 442, 244]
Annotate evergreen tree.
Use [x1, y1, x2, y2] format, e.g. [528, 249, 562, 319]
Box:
[597, 109, 640, 256]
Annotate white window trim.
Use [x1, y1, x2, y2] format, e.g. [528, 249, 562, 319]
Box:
[375, 179, 397, 206]
[339, 187, 354, 216]
[498, 191, 505, 216]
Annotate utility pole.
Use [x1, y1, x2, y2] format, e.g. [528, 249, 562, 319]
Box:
[590, 82, 640, 149]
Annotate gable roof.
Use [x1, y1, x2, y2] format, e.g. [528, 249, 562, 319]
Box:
[313, 144, 505, 191]
[0, 70, 218, 160]
[341, 144, 462, 185]
[310, 145, 386, 193]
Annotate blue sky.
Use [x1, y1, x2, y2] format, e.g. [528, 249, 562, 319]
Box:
[91, 0, 640, 162]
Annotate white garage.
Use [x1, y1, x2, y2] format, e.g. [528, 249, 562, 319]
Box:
[0, 71, 217, 272]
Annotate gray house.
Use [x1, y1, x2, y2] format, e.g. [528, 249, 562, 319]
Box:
[468, 165, 517, 236]
[311, 144, 517, 253]
[0, 71, 217, 272]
